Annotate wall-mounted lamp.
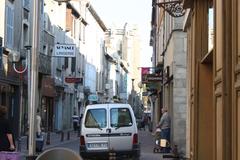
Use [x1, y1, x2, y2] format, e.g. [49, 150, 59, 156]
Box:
[7, 49, 28, 74]
[155, 0, 185, 17]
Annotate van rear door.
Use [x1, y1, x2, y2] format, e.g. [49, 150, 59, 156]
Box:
[83, 108, 109, 151]
[108, 105, 134, 151]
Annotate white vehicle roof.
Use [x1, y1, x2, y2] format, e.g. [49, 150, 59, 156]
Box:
[86, 103, 132, 109]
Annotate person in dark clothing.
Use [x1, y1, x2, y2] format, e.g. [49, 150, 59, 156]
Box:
[72, 112, 79, 132]
[0, 105, 15, 151]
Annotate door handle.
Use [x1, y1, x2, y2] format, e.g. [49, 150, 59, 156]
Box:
[106, 128, 111, 133]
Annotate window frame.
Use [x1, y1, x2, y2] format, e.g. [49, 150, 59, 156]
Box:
[110, 108, 133, 128]
[84, 108, 107, 128]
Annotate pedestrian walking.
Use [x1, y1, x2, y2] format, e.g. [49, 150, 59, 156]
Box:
[36, 109, 44, 152]
[0, 105, 15, 151]
[36, 109, 42, 137]
[72, 112, 79, 132]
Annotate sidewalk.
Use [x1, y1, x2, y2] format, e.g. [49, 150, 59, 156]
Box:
[138, 127, 181, 160]
[17, 131, 80, 159]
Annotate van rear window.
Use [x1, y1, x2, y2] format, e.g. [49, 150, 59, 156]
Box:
[110, 108, 133, 128]
[85, 109, 107, 128]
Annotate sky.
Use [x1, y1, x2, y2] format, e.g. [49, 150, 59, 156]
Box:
[90, 0, 153, 67]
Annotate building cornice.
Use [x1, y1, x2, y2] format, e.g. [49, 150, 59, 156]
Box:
[86, 3, 108, 32]
[67, 2, 88, 25]
[67, 2, 80, 18]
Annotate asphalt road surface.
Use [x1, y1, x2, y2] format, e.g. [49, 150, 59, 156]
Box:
[56, 129, 163, 160]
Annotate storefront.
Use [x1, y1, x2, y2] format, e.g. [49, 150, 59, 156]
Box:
[0, 64, 20, 138]
[40, 76, 56, 132]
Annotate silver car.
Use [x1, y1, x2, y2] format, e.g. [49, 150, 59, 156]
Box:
[79, 103, 140, 160]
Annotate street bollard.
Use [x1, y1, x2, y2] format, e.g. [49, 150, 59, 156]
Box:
[27, 135, 29, 150]
[67, 131, 70, 140]
[61, 131, 64, 142]
[46, 131, 50, 145]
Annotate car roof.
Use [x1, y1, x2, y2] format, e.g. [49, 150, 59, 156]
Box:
[86, 103, 131, 109]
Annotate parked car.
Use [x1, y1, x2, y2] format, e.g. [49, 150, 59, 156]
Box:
[79, 103, 140, 160]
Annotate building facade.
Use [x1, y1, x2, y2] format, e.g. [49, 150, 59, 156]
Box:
[0, 0, 32, 138]
[183, 0, 240, 159]
[150, 0, 187, 154]
[104, 24, 142, 113]
[43, 0, 107, 131]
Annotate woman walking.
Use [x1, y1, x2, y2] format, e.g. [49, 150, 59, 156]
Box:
[0, 105, 15, 151]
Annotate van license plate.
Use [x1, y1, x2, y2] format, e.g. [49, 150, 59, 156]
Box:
[88, 143, 108, 148]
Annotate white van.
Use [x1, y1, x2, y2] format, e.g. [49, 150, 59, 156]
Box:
[79, 103, 140, 160]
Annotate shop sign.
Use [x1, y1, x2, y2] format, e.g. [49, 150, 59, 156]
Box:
[146, 74, 162, 81]
[42, 76, 56, 97]
[54, 44, 76, 57]
[88, 94, 98, 102]
[146, 82, 161, 90]
[65, 77, 83, 84]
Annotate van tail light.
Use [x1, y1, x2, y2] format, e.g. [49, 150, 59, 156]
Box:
[132, 133, 138, 144]
[80, 135, 85, 145]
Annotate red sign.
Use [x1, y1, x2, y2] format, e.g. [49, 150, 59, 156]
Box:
[141, 67, 150, 83]
[65, 77, 83, 83]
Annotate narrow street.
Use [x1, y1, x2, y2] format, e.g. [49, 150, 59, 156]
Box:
[32, 130, 164, 160]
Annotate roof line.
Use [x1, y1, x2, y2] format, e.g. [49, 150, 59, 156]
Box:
[86, 3, 108, 32]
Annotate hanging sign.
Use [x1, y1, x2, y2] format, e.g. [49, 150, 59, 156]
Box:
[54, 44, 76, 57]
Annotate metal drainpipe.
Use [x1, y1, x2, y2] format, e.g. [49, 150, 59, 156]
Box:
[162, 5, 166, 112]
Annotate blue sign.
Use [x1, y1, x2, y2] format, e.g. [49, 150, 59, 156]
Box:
[88, 94, 98, 102]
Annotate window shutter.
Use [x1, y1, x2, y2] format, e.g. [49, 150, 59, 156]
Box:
[71, 57, 76, 73]
[66, 8, 72, 32]
[6, 6, 14, 49]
